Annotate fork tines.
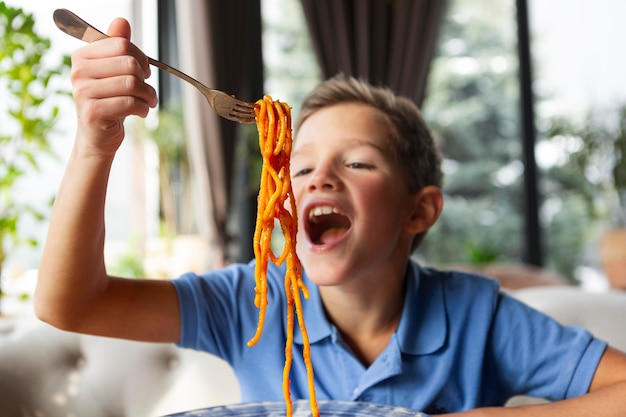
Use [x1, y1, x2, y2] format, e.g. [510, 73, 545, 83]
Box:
[230, 102, 257, 123]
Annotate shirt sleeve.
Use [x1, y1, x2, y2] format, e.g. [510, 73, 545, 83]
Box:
[170, 262, 288, 366]
[488, 292, 608, 400]
[170, 263, 257, 363]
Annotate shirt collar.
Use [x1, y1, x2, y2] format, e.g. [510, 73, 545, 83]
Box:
[293, 261, 448, 355]
[396, 261, 447, 355]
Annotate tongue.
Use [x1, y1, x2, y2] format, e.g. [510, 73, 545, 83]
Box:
[309, 212, 351, 245]
[318, 227, 348, 245]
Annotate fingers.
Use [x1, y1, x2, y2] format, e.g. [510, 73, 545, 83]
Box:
[69, 18, 158, 152]
[74, 74, 157, 120]
[71, 44, 157, 114]
[72, 52, 157, 105]
[106, 18, 151, 78]
[76, 17, 150, 79]
[75, 53, 146, 83]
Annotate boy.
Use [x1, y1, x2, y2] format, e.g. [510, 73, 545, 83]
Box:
[35, 18, 626, 415]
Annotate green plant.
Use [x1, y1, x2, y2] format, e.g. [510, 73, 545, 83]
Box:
[0, 2, 70, 301]
[545, 104, 626, 228]
[609, 106, 626, 225]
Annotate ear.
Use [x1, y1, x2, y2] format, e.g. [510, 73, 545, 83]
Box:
[404, 186, 443, 234]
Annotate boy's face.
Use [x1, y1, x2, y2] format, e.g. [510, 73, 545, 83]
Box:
[291, 102, 420, 287]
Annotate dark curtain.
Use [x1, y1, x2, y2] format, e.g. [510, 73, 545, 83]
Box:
[300, 0, 448, 106]
[202, 0, 264, 263]
[170, 0, 263, 265]
[203, 0, 263, 202]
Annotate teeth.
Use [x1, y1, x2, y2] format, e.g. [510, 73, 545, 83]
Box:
[309, 205, 339, 219]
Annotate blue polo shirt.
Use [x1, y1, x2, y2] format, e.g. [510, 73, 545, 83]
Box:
[171, 260, 607, 414]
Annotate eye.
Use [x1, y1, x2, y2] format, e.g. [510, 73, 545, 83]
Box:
[346, 161, 374, 170]
[292, 167, 313, 177]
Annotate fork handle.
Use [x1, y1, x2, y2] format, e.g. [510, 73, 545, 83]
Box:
[53, 9, 108, 43]
[53, 9, 205, 90]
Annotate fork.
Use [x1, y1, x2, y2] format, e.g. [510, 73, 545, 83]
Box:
[52, 8, 256, 124]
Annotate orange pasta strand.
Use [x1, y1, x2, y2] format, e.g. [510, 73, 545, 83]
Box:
[248, 95, 319, 417]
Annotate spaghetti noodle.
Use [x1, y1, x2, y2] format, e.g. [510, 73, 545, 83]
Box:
[248, 95, 319, 417]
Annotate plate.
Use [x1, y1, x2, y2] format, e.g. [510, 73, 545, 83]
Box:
[163, 400, 429, 417]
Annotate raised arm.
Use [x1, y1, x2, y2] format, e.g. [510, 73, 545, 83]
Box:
[34, 18, 180, 343]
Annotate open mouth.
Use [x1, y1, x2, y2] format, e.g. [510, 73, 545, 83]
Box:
[306, 205, 352, 246]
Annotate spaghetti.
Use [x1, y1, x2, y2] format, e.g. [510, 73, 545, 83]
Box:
[248, 95, 319, 417]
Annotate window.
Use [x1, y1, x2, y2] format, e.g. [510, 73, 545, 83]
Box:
[419, 0, 624, 288]
[418, 0, 526, 271]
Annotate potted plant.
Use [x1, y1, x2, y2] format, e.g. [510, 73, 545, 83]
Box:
[0, 2, 70, 311]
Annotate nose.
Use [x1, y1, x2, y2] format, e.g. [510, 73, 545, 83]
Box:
[306, 162, 341, 192]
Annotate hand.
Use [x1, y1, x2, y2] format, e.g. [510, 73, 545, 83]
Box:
[71, 17, 158, 156]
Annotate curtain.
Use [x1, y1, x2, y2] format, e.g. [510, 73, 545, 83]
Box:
[300, 0, 448, 106]
[175, 0, 263, 266]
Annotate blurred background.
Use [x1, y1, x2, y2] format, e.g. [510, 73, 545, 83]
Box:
[3, 0, 626, 314]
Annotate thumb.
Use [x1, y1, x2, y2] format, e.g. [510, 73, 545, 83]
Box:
[105, 18, 150, 78]
[107, 17, 131, 40]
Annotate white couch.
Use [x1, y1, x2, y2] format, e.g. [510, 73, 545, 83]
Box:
[0, 285, 625, 417]
[0, 316, 240, 417]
